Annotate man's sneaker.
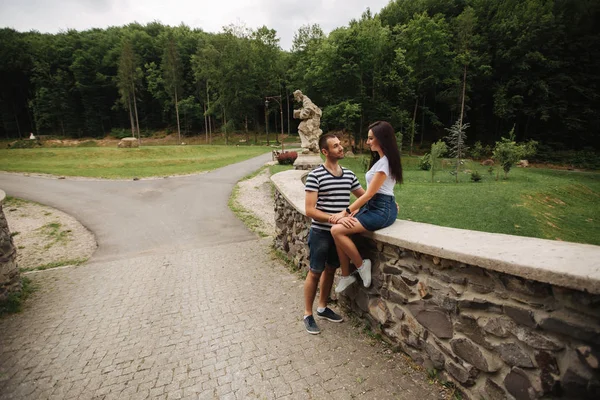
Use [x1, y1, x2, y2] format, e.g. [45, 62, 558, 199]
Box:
[304, 315, 321, 335]
[334, 275, 356, 293]
[316, 307, 343, 323]
[358, 259, 372, 287]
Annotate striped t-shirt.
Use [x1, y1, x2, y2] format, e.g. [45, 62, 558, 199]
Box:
[305, 165, 361, 231]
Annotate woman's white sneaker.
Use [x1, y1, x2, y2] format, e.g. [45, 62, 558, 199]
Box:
[334, 275, 356, 293]
[358, 259, 372, 287]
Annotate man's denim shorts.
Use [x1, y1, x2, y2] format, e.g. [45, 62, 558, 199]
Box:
[307, 227, 340, 273]
[355, 193, 398, 231]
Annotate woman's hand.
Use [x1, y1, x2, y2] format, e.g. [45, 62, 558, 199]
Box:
[338, 216, 358, 229]
[328, 211, 346, 224]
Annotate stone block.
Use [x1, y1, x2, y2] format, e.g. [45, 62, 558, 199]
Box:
[456, 314, 493, 350]
[559, 349, 600, 399]
[396, 258, 422, 274]
[382, 262, 402, 275]
[496, 342, 535, 368]
[499, 275, 551, 298]
[406, 300, 453, 339]
[553, 286, 600, 318]
[401, 324, 423, 349]
[355, 288, 370, 313]
[503, 367, 541, 400]
[392, 306, 405, 321]
[479, 378, 509, 400]
[383, 288, 409, 305]
[423, 341, 445, 370]
[576, 345, 599, 370]
[513, 326, 564, 351]
[382, 244, 400, 258]
[478, 316, 514, 338]
[445, 360, 477, 386]
[534, 351, 560, 395]
[450, 338, 503, 372]
[460, 266, 497, 294]
[401, 273, 419, 286]
[368, 298, 391, 325]
[504, 305, 537, 328]
[390, 275, 416, 297]
[538, 313, 600, 345]
[458, 298, 503, 313]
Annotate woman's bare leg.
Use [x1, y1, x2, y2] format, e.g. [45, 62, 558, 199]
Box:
[330, 222, 367, 272]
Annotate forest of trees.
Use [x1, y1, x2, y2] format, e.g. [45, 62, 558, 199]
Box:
[0, 0, 598, 151]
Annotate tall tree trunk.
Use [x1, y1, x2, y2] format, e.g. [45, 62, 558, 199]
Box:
[206, 82, 212, 144]
[410, 97, 419, 155]
[174, 88, 181, 144]
[279, 102, 284, 147]
[12, 102, 21, 138]
[459, 64, 467, 130]
[128, 96, 135, 137]
[420, 94, 426, 146]
[204, 102, 208, 144]
[132, 85, 141, 146]
[286, 88, 290, 135]
[245, 115, 249, 143]
[223, 110, 227, 145]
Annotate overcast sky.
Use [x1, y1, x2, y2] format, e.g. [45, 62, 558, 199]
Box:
[0, 0, 391, 50]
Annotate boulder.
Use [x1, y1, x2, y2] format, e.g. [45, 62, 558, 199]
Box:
[118, 137, 139, 148]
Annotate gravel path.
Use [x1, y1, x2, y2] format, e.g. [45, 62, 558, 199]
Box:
[235, 166, 277, 237]
[5, 198, 96, 271]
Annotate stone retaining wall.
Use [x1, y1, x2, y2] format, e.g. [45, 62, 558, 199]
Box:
[272, 170, 600, 400]
[0, 190, 21, 303]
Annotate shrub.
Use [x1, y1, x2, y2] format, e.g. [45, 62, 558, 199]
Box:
[77, 140, 98, 147]
[470, 170, 482, 182]
[8, 139, 42, 149]
[277, 151, 298, 165]
[470, 141, 492, 160]
[110, 128, 131, 139]
[419, 153, 431, 170]
[492, 126, 538, 179]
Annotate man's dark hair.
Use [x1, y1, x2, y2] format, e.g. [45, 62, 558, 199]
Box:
[368, 121, 403, 184]
[318, 133, 338, 153]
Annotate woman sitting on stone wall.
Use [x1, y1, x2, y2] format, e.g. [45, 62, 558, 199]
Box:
[329, 121, 403, 292]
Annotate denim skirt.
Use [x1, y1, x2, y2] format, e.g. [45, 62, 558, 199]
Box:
[355, 193, 397, 231]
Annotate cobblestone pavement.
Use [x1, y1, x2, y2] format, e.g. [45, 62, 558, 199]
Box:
[0, 238, 446, 399]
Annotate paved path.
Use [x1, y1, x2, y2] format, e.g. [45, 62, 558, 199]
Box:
[0, 155, 443, 399]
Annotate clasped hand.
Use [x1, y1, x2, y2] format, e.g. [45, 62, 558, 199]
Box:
[328, 212, 358, 228]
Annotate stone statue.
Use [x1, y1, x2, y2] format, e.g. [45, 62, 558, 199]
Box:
[293, 90, 322, 154]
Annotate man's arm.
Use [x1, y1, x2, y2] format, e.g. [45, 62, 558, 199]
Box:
[351, 187, 366, 198]
[305, 190, 331, 222]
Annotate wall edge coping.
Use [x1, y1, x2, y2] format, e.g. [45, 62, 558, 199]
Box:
[0, 189, 5, 204]
[271, 169, 600, 295]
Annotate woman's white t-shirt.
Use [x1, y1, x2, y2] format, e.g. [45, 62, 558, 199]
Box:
[366, 155, 396, 196]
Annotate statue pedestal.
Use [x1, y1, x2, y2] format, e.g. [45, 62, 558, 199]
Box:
[293, 153, 322, 171]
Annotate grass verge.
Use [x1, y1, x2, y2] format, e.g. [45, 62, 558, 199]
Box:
[22, 258, 88, 273]
[0, 277, 37, 317]
[340, 155, 600, 245]
[0, 145, 269, 179]
[228, 166, 270, 238]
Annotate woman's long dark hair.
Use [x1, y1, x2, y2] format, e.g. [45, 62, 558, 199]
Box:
[368, 121, 403, 184]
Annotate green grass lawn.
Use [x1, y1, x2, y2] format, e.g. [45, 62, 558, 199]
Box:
[0, 145, 269, 179]
[339, 156, 600, 246]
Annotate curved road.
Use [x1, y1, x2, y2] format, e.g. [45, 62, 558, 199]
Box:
[0, 152, 272, 263]
[0, 154, 440, 399]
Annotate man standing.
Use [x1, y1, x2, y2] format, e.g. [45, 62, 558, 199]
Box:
[303, 133, 365, 334]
